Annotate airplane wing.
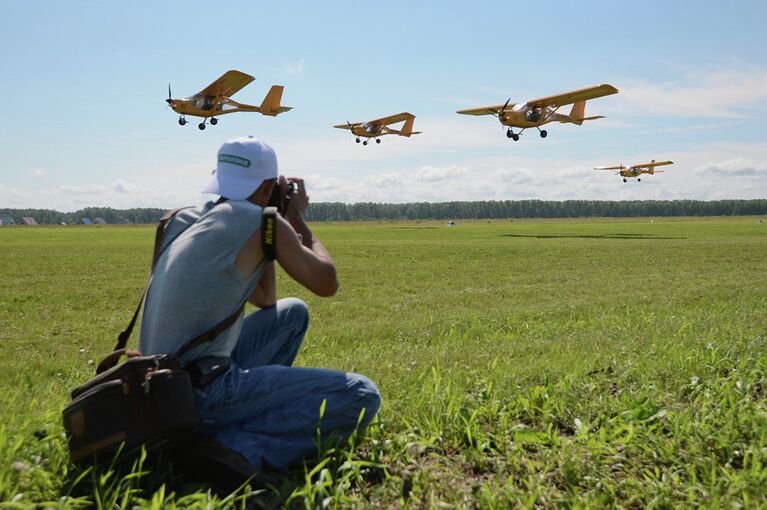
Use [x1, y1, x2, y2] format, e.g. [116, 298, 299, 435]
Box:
[632, 160, 674, 168]
[200, 70, 255, 97]
[526, 84, 618, 108]
[370, 112, 415, 126]
[333, 122, 360, 130]
[456, 104, 515, 116]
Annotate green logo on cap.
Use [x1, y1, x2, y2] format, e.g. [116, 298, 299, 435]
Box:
[219, 154, 251, 168]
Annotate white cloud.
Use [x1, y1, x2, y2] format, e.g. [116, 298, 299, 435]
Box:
[112, 179, 142, 193]
[0, 183, 29, 208]
[2, 164, 211, 212]
[283, 59, 305, 75]
[29, 168, 47, 179]
[305, 174, 342, 191]
[304, 141, 767, 203]
[59, 184, 108, 194]
[612, 69, 767, 118]
[417, 165, 467, 182]
[695, 158, 767, 177]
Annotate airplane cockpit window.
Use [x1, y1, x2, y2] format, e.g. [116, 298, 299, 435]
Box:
[525, 108, 542, 122]
[194, 96, 215, 110]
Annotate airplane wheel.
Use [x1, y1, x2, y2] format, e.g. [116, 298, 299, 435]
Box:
[178, 118, 187, 126]
[638, 178, 641, 182]
[540, 130, 547, 138]
[623, 178, 627, 182]
[198, 123, 206, 130]
[363, 140, 368, 145]
[506, 129, 513, 139]
[376, 139, 381, 144]
[355, 138, 360, 143]
[210, 118, 218, 125]
[512, 134, 520, 141]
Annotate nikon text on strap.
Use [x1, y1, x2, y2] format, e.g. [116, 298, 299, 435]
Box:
[261, 206, 278, 261]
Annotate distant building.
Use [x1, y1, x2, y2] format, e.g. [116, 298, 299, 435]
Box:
[21, 217, 38, 226]
[78, 218, 93, 225]
[93, 217, 107, 224]
[0, 216, 15, 226]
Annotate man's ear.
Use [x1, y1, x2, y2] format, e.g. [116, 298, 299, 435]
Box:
[249, 179, 277, 205]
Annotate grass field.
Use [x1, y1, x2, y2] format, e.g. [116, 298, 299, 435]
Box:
[1, 217, 766, 508]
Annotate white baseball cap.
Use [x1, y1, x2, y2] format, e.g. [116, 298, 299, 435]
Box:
[202, 136, 278, 200]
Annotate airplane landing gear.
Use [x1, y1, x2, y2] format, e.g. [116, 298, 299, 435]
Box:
[355, 138, 360, 143]
[363, 140, 368, 145]
[637, 178, 641, 182]
[512, 133, 520, 141]
[198, 122, 206, 130]
[210, 118, 218, 125]
[178, 117, 187, 126]
[506, 128, 520, 141]
[376, 138, 381, 144]
[623, 178, 627, 183]
[539, 129, 547, 138]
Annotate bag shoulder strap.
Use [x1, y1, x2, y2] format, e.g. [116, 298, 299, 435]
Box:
[113, 208, 188, 350]
[173, 302, 246, 360]
[98, 207, 190, 373]
[261, 206, 278, 261]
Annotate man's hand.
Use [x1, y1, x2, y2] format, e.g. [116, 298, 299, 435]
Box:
[282, 176, 308, 219]
[280, 176, 312, 249]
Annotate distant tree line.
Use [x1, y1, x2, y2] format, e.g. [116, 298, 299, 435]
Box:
[1, 199, 765, 225]
[0, 207, 167, 225]
[303, 199, 767, 221]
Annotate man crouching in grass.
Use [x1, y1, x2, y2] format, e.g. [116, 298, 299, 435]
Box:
[139, 135, 381, 472]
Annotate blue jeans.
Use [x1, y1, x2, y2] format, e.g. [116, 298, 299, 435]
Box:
[193, 298, 381, 470]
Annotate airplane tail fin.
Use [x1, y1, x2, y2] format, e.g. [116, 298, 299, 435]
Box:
[569, 101, 586, 124]
[260, 85, 292, 116]
[398, 115, 422, 137]
[400, 115, 416, 137]
[568, 101, 604, 125]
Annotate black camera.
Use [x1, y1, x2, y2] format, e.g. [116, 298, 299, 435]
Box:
[268, 180, 298, 216]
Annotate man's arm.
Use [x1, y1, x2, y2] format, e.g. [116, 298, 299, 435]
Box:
[235, 177, 338, 298]
[247, 261, 276, 307]
[276, 177, 338, 296]
[274, 214, 338, 296]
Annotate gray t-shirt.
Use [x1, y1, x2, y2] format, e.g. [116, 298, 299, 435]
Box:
[138, 200, 266, 366]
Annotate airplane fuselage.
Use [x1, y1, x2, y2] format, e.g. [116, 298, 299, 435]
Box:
[497, 104, 571, 128]
[350, 123, 387, 138]
[619, 167, 655, 178]
[169, 94, 261, 119]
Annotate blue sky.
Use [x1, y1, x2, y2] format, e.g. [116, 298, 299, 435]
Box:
[1, 1, 766, 211]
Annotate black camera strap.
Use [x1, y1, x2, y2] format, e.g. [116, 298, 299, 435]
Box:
[261, 206, 278, 261]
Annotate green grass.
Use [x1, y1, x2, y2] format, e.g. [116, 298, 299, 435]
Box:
[1, 217, 766, 508]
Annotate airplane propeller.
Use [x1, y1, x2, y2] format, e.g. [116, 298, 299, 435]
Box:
[165, 84, 173, 108]
[490, 98, 511, 119]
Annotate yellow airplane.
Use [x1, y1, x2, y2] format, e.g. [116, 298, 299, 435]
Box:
[594, 160, 674, 182]
[166, 70, 292, 130]
[456, 84, 618, 141]
[334, 113, 421, 145]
